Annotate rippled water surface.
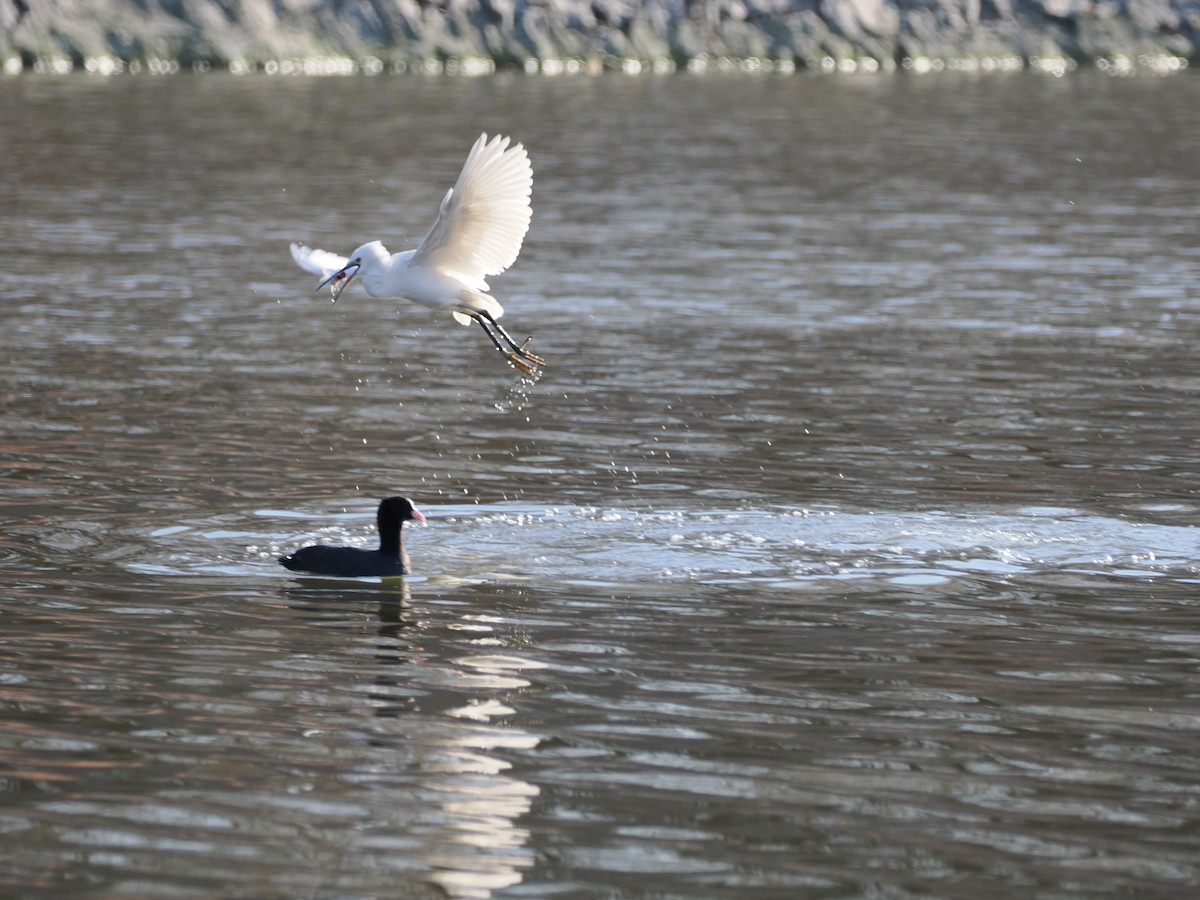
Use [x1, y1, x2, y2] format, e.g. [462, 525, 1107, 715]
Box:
[3, 71, 1200, 897]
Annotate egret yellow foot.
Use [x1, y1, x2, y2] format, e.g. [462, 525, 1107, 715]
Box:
[516, 337, 546, 368]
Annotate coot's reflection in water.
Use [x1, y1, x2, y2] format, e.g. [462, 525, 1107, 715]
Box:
[1, 70, 1198, 897]
[274, 583, 545, 898]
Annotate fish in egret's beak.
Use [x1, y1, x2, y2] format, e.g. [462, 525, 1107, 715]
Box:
[316, 259, 361, 302]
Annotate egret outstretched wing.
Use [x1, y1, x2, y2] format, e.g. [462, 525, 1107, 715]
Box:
[410, 133, 533, 291]
[290, 242, 349, 282]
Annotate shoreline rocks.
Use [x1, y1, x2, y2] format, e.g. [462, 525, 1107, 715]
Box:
[2, 0, 1195, 73]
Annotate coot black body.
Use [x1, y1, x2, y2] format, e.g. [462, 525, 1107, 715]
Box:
[279, 496, 425, 577]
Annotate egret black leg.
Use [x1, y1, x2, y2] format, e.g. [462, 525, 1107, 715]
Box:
[473, 315, 508, 354]
[476, 310, 546, 365]
[464, 309, 546, 373]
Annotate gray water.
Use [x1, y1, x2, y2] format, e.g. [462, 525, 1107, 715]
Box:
[2, 70, 1200, 898]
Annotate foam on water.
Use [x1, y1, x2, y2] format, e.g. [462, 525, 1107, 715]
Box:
[130, 502, 1198, 585]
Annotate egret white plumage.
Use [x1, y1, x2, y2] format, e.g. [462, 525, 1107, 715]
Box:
[290, 133, 544, 375]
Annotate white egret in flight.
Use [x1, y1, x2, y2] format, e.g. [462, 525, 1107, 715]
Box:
[290, 133, 545, 375]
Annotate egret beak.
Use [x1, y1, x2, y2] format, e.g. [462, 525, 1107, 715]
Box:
[316, 260, 361, 303]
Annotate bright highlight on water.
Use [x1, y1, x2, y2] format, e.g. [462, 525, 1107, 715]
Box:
[290, 133, 545, 375]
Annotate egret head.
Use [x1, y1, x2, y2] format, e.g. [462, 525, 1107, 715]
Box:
[317, 241, 388, 302]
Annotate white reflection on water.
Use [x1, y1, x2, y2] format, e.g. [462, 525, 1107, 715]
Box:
[418, 716, 541, 899]
[405, 653, 543, 897]
[327, 602, 547, 898]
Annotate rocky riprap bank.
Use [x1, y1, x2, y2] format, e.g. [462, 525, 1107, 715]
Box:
[1, 0, 1195, 74]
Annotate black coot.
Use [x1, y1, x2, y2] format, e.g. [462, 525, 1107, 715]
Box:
[279, 496, 425, 577]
